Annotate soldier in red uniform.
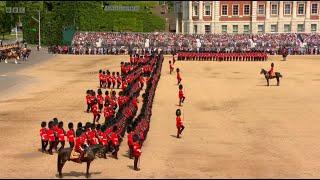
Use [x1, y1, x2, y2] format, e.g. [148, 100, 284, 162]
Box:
[121, 77, 128, 91]
[97, 89, 104, 113]
[98, 70, 103, 88]
[110, 90, 118, 110]
[127, 127, 134, 159]
[47, 121, 56, 155]
[40, 121, 48, 153]
[176, 109, 185, 138]
[116, 72, 122, 89]
[99, 125, 108, 157]
[104, 90, 110, 105]
[178, 84, 185, 106]
[111, 72, 116, 89]
[110, 126, 120, 159]
[132, 134, 142, 171]
[66, 122, 75, 148]
[169, 60, 174, 74]
[104, 101, 114, 126]
[72, 130, 85, 163]
[176, 68, 182, 85]
[91, 99, 101, 124]
[85, 90, 92, 113]
[268, 63, 274, 77]
[56, 121, 66, 151]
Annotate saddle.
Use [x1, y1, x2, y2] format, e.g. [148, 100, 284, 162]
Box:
[70, 149, 80, 159]
[70, 149, 88, 160]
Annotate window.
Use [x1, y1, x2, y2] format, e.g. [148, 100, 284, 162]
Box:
[205, 25, 211, 34]
[271, 24, 277, 32]
[233, 25, 238, 34]
[258, 25, 264, 33]
[312, 3, 318, 14]
[258, 4, 265, 15]
[194, 25, 198, 34]
[298, 3, 305, 15]
[297, 24, 304, 32]
[221, 5, 228, 16]
[244, 4, 250, 15]
[284, 24, 291, 32]
[221, 25, 227, 33]
[311, 24, 317, 32]
[205, 5, 211, 16]
[193, 5, 198, 16]
[271, 4, 278, 15]
[233, 5, 239, 16]
[243, 25, 250, 34]
[284, 3, 291, 15]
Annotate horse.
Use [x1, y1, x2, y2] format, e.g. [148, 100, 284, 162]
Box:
[260, 68, 283, 86]
[57, 144, 106, 178]
[0, 51, 6, 62]
[4, 50, 21, 64]
[20, 48, 31, 61]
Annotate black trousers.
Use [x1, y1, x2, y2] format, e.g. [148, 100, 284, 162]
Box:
[134, 156, 139, 170]
[48, 141, 55, 154]
[69, 141, 74, 149]
[86, 103, 91, 113]
[41, 140, 48, 152]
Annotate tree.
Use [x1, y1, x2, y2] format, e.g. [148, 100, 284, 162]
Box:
[0, 3, 15, 40]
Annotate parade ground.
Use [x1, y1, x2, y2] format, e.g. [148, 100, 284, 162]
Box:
[1, 54, 320, 178]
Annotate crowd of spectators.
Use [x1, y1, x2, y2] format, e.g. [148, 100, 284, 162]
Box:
[50, 32, 320, 55]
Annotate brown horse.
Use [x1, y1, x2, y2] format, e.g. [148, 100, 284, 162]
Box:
[260, 68, 283, 86]
[4, 50, 21, 64]
[57, 144, 105, 178]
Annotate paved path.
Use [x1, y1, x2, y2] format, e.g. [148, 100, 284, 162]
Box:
[0, 47, 53, 92]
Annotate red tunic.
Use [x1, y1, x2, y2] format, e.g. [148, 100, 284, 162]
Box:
[176, 116, 182, 128]
[66, 129, 75, 142]
[103, 105, 113, 118]
[133, 142, 141, 157]
[111, 75, 116, 84]
[86, 95, 91, 104]
[127, 132, 133, 146]
[131, 97, 138, 108]
[110, 132, 119, 146]
[57, 128, 65, 142]
[97, 95, 104, 105]
[74, 137, 83, 152]
[47, 129, 55, 142]
[86, 130, 97, 145]
[177, 72, 181, 80]
[91, 104, 99, 115]
[99, 73, 103, 81]
[40, 128, 48, 141]
[179, 89, 184, 99]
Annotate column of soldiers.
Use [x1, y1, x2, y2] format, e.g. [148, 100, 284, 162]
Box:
[177, 52, 268, 61]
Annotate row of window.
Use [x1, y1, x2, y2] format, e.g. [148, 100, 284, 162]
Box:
[257, 2, 318, 16]
[192, 3, 318, 17]
[192, 24, 318, 34]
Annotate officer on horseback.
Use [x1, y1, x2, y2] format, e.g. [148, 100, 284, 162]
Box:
[268, 63, 274, 78]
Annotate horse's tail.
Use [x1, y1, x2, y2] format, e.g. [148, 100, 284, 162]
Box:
[278, 73, 283, 78]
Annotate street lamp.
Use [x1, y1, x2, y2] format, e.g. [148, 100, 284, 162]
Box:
[31, 10, 41, 49]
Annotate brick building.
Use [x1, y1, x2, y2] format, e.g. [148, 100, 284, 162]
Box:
[174, 1, 320, 34]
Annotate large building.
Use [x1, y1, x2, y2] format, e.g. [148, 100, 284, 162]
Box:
[174, 1, 320, 34]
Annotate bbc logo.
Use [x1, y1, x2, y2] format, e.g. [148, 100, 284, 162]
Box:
[6, 7, 25, 14]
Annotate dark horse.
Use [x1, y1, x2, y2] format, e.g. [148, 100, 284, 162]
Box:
[57, 144, 106, 178]
[260, 69, 283, 86]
